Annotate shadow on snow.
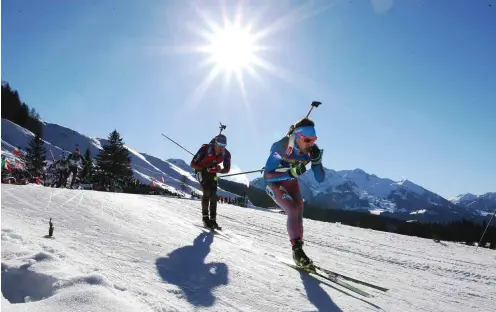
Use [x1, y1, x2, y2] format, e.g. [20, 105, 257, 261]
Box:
[298, 270, 344, 312]
[299, 270, 384, 311]
[155, 232, 228, 307]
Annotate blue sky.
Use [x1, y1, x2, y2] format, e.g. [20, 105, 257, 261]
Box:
[2, 0, 495, 197]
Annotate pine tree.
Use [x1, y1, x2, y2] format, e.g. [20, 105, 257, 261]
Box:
[1, 81, 43, 135]
[24, 133, 47, 176]
[80, 148, 94, 184]
[94, 130, 133, 188]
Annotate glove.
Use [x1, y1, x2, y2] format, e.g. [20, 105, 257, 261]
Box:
[309, 144, 323, 165]
[207, 165, 222, 174]
[289, 163, 307, 178]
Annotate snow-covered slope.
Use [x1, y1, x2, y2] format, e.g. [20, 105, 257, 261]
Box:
[251, 168, 480, 222]
[1, 119, 67, 162]
[2, 185, 495, 311]
[1, 118, 237, 198]
[166, 158, 196, 175]
[449, 192, 496, 216]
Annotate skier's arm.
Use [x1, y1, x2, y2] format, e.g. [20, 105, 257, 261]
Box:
[309, 145, 325, 183]
[311, 163, 325, 183]
[190, 145, 208, 170]
[220, 150, 231, 174]
[263, 141, 293, 182]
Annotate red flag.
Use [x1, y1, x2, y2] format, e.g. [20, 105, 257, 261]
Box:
[14, 148, 23, 158]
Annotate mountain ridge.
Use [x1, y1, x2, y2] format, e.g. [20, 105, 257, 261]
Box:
[250, 166, 492, 223]
[448, 192, 496, 216]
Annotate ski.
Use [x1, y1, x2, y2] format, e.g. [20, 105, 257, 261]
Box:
[314, 265, 389, 292]
[212, 228, 238, 242]
[193, 223, 221, 232]
[279, 259, 374, 298]
[193, 224, 230, 239]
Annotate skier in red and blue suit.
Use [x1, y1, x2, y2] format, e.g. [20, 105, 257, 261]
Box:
[190, 134, 231, 230]
[263, 118, 325, 270]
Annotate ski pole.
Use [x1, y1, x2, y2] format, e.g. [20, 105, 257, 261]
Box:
[218, 167, 265, 178]
[161, 133, 195, 156]
[476, 205, 496, 251]
[218, 166, 291, 179]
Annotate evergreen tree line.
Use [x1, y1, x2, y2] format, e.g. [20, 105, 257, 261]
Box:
[303, 205, 495, 248]
[7, 126, 183, 197]
[1, 82, 43, 136]
[8, 129, 135, 188]
[64, 129, 182, 198]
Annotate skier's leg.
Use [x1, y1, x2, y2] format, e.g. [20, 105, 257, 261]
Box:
[267, 181, 312, 268]
[266, 181, 302, 241]
[196, 171, 210, 226]
[209, 185, 217, 220]
[61, 170, 69, 188]
[208, 181, 219, 228]
[57, 172, 64, 188]
[288, 182, 305, 240]
[200, 183, 211, 225]
[69, 167, 77, 188]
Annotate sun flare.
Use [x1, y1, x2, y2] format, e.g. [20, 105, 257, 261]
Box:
[189, 15, 267, 111]
[205, 24, 258, 73]
[179, 1, 332, 113]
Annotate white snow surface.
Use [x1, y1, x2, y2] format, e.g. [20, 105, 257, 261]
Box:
[2, 185, 495, 312]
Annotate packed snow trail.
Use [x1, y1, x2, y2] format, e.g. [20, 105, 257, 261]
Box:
[1, 185, 495, 311]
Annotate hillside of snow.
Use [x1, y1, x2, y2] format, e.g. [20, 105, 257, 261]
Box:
[2, 184, 495, 311]
[251, 167, 483, 223]
[1, 118, 239, 199]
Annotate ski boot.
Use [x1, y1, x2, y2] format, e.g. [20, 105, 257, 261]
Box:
[209, 219, 221, 230]
[291, 239, 315, 273]
[202, 216, 211, 229]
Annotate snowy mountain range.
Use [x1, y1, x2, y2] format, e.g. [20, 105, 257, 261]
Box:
[250, 167, 494, 223]
[0, 118, 240, 200]
[2, 117, 493, 224]
[448, 193, 496, 216]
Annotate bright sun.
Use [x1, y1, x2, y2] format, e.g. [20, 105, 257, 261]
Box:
[198, 20, 262, 79]
[179, 2, 331, 112]
[207, 25, 257, 73]
[188, 16, 266, 110]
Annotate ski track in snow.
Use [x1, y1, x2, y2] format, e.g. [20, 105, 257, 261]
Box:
[1, 185, 495, 312]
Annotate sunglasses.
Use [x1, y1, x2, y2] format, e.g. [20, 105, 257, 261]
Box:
[296, 133, 317, 144]
[216, 141, 226, 147]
